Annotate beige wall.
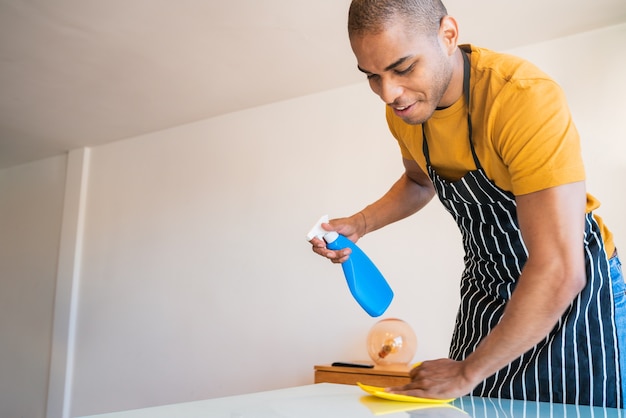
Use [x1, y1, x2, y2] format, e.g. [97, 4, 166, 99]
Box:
[0, 155, 67, 418]
[67, 78, 465, 416]
[1, 23, 624, 418]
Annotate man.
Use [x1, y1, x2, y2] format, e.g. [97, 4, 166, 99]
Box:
[309, 0, 625, 408]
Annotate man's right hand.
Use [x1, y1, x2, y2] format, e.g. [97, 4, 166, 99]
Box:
[309, 214, 365, 263]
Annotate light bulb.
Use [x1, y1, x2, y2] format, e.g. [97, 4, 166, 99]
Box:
[367, 318, 417, 366]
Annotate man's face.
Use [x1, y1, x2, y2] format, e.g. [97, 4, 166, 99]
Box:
[350, 21, 454, 125]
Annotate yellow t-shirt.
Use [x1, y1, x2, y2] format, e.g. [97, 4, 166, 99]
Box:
[386, 45, 614, 256]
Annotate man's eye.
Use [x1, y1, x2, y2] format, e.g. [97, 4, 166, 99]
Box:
[366, 74, 380, 81]
[395, 64, 415, 76]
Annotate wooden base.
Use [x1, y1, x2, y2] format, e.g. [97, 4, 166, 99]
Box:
[314, 363, 411, 387]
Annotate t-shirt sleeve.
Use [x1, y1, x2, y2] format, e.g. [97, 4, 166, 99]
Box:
[491, 78, 585, 195]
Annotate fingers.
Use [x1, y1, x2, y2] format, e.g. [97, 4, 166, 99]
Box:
[409, 362, 422, 379]
[386, 384, 430, 399]
[386, 378, 437, 398]
[386, 383, 417, 393]
[320, 221, 334, 232]
[310, 238, 351, 263]
[308, 217, 356, 264]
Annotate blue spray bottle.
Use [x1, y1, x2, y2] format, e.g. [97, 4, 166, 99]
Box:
[307, 215, 393, 317]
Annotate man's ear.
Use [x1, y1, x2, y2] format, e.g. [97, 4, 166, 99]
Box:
[439, 15, 459, 55]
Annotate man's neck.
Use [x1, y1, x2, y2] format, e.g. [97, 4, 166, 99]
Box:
[437, 47, 465, 109]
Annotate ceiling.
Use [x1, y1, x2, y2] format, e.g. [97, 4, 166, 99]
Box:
[1, 0, 625, 170]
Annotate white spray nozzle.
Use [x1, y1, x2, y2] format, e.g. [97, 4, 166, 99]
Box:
[306, 215, 339, 243]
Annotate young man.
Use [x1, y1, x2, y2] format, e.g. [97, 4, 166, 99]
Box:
[310, 0, 624, 408]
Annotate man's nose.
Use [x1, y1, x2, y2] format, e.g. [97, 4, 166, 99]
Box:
[379, 78, 403, 105]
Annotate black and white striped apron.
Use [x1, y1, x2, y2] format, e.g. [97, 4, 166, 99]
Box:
[421, 50, 621, 407]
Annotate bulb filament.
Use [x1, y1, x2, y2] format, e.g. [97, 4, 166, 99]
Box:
[378, 336, 403, 359]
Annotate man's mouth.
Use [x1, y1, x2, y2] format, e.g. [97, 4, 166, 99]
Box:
[392, 103, 414, 114]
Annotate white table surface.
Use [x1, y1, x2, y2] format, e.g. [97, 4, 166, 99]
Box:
[78, 383, 624, 418]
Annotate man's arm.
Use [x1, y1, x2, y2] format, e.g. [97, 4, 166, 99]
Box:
[389, 181, 588, 399]
[310, 158, 435, 263]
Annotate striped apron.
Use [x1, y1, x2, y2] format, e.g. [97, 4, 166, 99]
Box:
[421, 51, 621, 407]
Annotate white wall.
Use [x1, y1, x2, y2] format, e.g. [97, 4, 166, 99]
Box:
[0, 155, 67, 418]
[67, 78, 464, 416]
[1, 23, 624, 418]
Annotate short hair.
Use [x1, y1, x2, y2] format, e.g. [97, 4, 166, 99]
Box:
[348, 0, 448, 38]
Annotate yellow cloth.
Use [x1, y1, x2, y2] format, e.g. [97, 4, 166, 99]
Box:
[386, 45, 614, 256]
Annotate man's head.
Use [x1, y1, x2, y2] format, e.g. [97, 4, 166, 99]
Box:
[348, 0, 447, 39]
[347, 0, 460, 125]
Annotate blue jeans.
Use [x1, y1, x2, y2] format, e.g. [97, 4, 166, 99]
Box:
[610, 251, 626, 406]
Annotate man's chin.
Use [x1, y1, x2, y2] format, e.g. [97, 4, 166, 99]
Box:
[400, 110, 436, 126]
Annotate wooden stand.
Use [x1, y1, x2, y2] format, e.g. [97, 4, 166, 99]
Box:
[314, 363, 411, 387]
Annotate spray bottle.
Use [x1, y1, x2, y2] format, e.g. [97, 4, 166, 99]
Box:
[307, 215, 393, 317]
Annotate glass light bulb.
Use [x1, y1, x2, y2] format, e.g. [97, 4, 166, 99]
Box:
[367, 318, 417, 366]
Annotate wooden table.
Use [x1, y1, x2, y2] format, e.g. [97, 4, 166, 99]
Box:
[314, 363, 411, 387]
